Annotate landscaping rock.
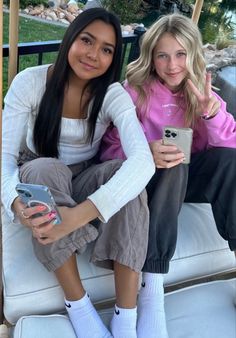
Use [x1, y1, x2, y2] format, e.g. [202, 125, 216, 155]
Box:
[5, 3, 236, 81]
[204, 43, 236, 84]
[20, 2, 82, 25]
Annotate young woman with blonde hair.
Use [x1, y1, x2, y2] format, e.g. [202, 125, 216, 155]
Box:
[100, 13, 236, 338]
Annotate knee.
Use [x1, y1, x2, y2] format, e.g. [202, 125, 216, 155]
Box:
[157, 164, 187, 176]
[95, 159, 123, 182]
[150, 164, 188, 185]
[208, 147, 236, 166]
[170, 163, 188, 176]
[102, 159, 123, 172]
[19, 157, 72, 185]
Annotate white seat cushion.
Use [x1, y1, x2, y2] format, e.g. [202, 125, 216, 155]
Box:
[12, 315, 76, 338]
[2, 203, 235, 324]
[165, 278, 236, 338]
[12, 279, 236, 338]
[165, 203, 235, 285]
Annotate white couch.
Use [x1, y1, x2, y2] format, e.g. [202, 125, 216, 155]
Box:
[2, 203, 236, 338]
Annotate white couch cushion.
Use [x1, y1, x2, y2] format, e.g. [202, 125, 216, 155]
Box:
[165, 278, 236, 338]
[12, 315, 76, 338]
[2, 203, 235, 324]
[2, 207, 115, 324]
[165, 203, 235, 285]
[12, 279, 236, 338]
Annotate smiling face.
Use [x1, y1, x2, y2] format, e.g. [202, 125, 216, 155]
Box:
[68, 19, 116, 85]
[153, 32, 188, 92]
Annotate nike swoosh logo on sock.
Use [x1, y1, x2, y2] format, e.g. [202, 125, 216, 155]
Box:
[115, 309, 120, 315]
[141, 282, 146, 287]
[65, 302, 71, 308]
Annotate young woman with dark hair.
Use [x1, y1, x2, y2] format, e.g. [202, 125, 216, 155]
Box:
[33, 7, 123, 157]
[2, 8, 154, 338]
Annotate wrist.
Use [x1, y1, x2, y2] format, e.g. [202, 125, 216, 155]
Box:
[73, 200, 100, 229]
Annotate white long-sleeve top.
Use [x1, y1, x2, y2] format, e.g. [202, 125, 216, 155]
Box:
[2, 64, 155, 222]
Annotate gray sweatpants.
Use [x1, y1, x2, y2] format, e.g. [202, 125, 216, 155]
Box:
[19, 154, 149, 272]
[143, 147, 236, 274]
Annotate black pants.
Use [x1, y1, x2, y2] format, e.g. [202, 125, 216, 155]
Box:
[142, 147, 236, 273]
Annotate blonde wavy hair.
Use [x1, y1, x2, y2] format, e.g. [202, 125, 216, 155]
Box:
[126, 14, 206, 126]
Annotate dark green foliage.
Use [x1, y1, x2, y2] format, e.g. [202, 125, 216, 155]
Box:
[4, 1, 48, 8]
[101, 0, 142, 24]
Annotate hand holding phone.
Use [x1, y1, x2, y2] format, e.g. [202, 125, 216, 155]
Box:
[162, 126, 193, 164]
[15, 183, 62, 224]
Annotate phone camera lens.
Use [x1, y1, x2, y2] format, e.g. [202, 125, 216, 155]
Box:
[171, 132, 177, 138]
[24, 191, 32, 198]
[165, 130, 171, 137]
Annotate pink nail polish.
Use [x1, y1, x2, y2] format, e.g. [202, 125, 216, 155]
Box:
[37, 205, 46, 211]
[48, 211, 56, 218]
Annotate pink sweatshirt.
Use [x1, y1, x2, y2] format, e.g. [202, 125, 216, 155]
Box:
[100, 79, 236, 161]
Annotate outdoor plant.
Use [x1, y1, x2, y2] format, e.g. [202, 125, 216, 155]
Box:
[3, 0, 48, 8]
[101, 0, 142, 24]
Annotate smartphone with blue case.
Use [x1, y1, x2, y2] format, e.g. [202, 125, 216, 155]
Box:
[15, 183, 62, 224]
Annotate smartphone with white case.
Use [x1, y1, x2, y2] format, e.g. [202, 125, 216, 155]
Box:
[162, 126, 193, 164]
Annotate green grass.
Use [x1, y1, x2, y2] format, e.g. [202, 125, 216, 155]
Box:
[3, 12, 67, 98]
[3, 12, 66, 44]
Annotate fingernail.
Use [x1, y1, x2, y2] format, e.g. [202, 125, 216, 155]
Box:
[37, 205, 47, 211]
[202, 111, 209, 116]
[48, 211, 56, 218]
[201, 115, 209, 120]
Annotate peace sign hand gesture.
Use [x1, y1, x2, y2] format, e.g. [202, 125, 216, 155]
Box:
[187, 72, 220, 119]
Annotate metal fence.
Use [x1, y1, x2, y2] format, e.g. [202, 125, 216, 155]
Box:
[3, 28, 146, 79]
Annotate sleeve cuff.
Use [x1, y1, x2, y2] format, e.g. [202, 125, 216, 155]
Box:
[87, 185, 120, 223]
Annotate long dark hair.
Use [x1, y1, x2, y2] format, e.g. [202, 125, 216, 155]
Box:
[33, 8, 122, 157]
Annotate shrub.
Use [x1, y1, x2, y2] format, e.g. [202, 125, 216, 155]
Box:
[101, 0, 142, 24]
[4, 1, 48, 8]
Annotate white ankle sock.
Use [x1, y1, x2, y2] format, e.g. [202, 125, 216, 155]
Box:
[137, 273, 169, 338]
[110, 304, 137, 338]
[65, 293, 112, 338]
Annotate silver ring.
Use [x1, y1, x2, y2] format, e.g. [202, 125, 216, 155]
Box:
[21, 209, 30, 219]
